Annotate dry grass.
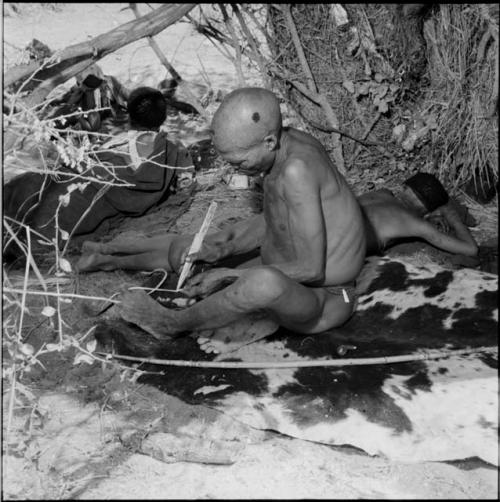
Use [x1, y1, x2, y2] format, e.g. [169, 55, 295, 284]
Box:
[266, 4, 498, 189]
[425, 4, 498, 189]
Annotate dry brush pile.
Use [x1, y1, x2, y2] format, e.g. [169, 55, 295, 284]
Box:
[194, 4, 498, 193]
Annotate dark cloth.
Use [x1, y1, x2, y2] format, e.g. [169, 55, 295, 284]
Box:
[94, 133, 192, 216]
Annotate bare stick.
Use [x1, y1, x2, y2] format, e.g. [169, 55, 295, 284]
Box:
[98, 346, 498, 369]
[60, 185, 111, 258]
[5, 226, 33, 457]
[176, 201, 218, 290]
[3, 221, 51, 308]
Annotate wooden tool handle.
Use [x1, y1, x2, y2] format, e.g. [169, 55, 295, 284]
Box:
[176, 201, 218, 290]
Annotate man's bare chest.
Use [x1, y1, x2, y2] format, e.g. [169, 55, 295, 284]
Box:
[262, 179, 293, 249]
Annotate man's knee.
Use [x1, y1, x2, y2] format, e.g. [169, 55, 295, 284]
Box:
[234, 266, 288, 306]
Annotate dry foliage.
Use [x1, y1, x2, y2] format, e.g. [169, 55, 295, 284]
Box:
[193, 4, 498, 191]
[424, 4, 498, 189]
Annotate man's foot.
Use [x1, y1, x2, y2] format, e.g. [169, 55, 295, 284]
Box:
[117, 290, 181, 340]
[196, 315, 279, 354]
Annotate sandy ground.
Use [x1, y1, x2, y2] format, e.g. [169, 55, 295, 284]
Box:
[2, 4, 499, 499]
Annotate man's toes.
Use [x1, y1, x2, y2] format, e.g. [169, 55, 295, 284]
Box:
[196, 330, 214, 344]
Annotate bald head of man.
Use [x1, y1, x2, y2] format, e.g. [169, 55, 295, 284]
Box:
[211, 88, 283, 168]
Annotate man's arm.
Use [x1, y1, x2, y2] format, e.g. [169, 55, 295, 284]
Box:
[266, 160, 327, 284]
[193, 214, 265, 263]
[416, 204, 478, 256]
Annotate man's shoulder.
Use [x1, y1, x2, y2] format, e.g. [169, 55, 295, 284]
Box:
[281, 155, 309, 179]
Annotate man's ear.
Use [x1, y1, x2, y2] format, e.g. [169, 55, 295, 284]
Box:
[263, 134, 278, 151]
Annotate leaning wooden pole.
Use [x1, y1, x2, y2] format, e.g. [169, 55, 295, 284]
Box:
[5, 3, 196, 107]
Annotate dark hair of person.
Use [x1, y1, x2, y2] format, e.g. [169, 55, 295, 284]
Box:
[127, 87, 167, 129]
[403, 172, 449, 213]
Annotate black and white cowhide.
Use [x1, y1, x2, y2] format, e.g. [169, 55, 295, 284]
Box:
[95, 256, 498, 464]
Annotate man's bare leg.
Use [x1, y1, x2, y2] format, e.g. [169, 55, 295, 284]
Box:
[76, 250, 173, 273]
[81, 233, 180, 255]
[194, 255, 278, 353]
[117, 266, 353, 346]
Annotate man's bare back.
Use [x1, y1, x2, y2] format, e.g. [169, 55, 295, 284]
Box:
[358, 175, 478, 257]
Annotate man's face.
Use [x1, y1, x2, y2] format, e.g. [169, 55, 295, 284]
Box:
[214, 138, 273, 175]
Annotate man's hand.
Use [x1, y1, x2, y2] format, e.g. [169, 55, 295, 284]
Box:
[182, 268, 241, 298]
[425, 208, 451, 234]
[418, 202, 478, 257]
[185, 240, 232, 265]
[170, 232, 235, 274]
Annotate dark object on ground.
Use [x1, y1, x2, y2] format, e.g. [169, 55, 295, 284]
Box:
[187, 138, 219, 171]
[462, 175, 498, 204]
[403, 173, 449, 213]
[477, 245, 498, 274]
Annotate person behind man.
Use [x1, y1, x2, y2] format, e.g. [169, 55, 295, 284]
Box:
[113, 87, 366, 352]
[48, 64, 128, 134]
[3, 87, 192, 262]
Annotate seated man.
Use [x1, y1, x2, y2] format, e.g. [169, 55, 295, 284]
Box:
[110, 87, 367, 351]
[76, 173, 478, 274]
[3, 87, 192, 262]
